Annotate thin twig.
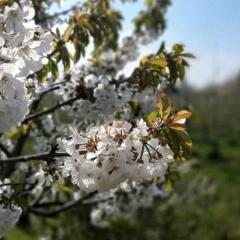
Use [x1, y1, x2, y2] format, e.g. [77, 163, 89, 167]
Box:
[33, 201, 65, 208]
[0, 152, 71, 164]
[46, 4, 80, 21]
[28, 191, 97, 217]
[146, 143, 162, 157]
[49, 78, 71, 88]
[0, 183, 25, 188]
[23, 95, 80, 123]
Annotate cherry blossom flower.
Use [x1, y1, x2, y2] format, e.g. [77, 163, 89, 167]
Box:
[0, 204, 22, 238]
[59, 120, 174, 193]
[0, 72, 29, 132]
[0, 0, 52, 132]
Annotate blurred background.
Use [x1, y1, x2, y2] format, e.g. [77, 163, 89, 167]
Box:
[6, 0, 240, 239]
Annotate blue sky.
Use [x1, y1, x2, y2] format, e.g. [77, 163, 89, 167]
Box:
[50, 0, 240, 88]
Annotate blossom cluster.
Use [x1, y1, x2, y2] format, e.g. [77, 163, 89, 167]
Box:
[58, 68, 131, 123]
[58, 67, 158, 125]
[0, 1, 53, 236]
[0, 0, 52, 132]
[59, 119, 174, 193]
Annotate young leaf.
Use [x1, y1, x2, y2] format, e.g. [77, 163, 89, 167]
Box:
[63, 25, 73, 42]
[172, 110, 192, 123]
[145, 111, 158, 123]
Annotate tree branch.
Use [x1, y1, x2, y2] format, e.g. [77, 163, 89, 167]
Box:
[45, 4, 81, 22]
[0, 182, 25, 188]
[23, 95, 80, 123]
[0, 152, 72, 164]
[28, 191, 97, 217]
[33, 201, 65, 208]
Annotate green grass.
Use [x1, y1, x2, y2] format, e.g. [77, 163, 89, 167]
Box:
[6, 228, 38, 240]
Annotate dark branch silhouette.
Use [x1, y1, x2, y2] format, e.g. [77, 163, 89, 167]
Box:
[28, 191, 97, 217]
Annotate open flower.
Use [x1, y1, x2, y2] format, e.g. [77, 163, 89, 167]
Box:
[0, 72, 29, 132]
[59, 120, 174, 193]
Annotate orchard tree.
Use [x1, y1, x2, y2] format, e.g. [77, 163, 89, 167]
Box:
[0, 0, 193, 237]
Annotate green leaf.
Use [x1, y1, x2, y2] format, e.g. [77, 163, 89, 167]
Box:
[74, 44, 82, 63]
[172, 43, 184, 55]
[164, 128, 181, 157]
[145, 0, 153, 7]
[56, 27, 61, 39]
[145, 111, 158, 123]
[175, 130, 192, 159]
[164, 179, 174, 192]
[155, 96, 172, 120]
[51, 59, 59, 79]
[61, 47, 70, 72]
[157, 41, 165, 54]
[151, 56, 168, 68]
[164, 127, 192, 159]
[38, 64, 48, 81]
[181, 52, 195, 58]
[57, 184, 72, 193]
[140, 56, 150, 67]
[172, 110, 192, 122]
[177, 62, 185, 80]
[63, 25, 73, 42]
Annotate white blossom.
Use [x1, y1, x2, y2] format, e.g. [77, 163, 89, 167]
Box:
[28, 167, 53, 199]
[0, 204, 22, 238]
[59, 120, 174, 193]
[0, 72, 29, 132]
[0, 0, 52, 132]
